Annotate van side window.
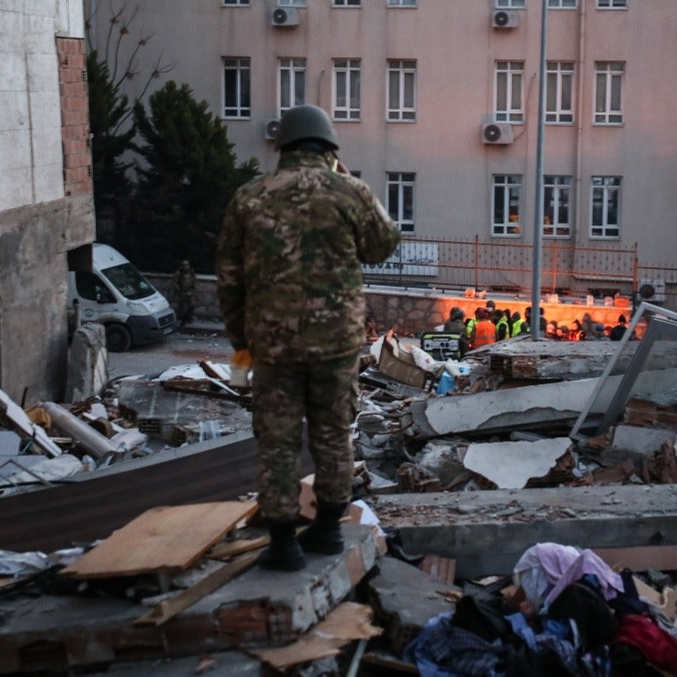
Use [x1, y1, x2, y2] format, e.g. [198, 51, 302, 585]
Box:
[75, 272, 110, 302]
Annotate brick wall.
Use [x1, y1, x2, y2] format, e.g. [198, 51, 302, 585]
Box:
[56, 38, 92, 196]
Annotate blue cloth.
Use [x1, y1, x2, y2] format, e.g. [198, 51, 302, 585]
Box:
[403, 612, 507, 676]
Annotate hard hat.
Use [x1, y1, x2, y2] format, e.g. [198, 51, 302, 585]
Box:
[275, 104, 339, 151]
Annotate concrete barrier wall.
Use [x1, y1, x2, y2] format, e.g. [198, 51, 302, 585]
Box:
[146, 273, 633, 337]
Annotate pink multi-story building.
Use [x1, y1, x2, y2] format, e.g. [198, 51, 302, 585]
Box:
[88, 0, 677, 296]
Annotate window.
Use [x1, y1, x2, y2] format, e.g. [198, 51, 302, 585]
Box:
[548, 0, 577, 9]
[333, 0, 361, 5]
[496, 0, 526, 7]
[388, 0, 417, 6]
[591, 176, 621, 238]
[492, 175, 522, 236]
[598, 0, 627, 7]
[333, 59, 360, 121]
[495, 62, 524, 123]
[387, 60, 416, 121]
[546, 62, 574, 123]
[387, 173, 415, 233]
[223, 58, 250, 118]
[594, 62, 624, 124]
[278, 0, 306, 6]
[543, 176, 572, 238]
[221, 0, 250, 5]
[279, 58, 306, 115]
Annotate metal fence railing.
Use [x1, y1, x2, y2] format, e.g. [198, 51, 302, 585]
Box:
[363, 235, 642, 298]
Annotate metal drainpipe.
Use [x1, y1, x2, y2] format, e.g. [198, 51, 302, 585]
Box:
[574, 0, 587, 273]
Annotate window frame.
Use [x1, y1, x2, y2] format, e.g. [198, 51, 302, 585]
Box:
[496, 0, 526, 7]
[492, 174, 522, 237]
[333, 0, 361, 5]
[594, 61, 624, 125]
[387, 0, 417, 7]
[278, 58, 306, 117]
[495, 61, 524, 124]
[387, 172, 416, 233]
[546, 61, 575, 124]
[590, 176, 622, 239]
[222, 57, 251, 119]
[543, 175, 573, 239]
[221, 0, 250, 5]
[278, 0, 307, 7]
[387, 60, 417, 122]
[332, 58, 361, 121]
[597, 0, 627, 8]
[547, 0, 577, 7]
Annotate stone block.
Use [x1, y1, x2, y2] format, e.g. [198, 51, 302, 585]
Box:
[0, 128, 31, 171]
[34, 162, 64, 203]
[0, 90, 28, 131]
[0, 50, 27, 92]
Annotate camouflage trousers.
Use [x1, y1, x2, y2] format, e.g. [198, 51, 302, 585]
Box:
[252, 353, 359, 522]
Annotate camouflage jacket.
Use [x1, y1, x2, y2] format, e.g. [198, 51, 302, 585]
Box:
[216, 151, 400, 362]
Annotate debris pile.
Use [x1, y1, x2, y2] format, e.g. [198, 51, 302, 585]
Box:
[0, 360, 253, 497]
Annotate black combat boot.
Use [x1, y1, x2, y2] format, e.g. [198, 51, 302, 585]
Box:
[258, 522, 307, 572]
[298, 501, 348, 555]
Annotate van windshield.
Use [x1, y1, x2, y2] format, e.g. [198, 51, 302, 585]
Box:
[101, 263, 155, 300]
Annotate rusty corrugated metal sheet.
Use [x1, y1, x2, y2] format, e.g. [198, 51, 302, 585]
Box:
[0, 436, 313, 553]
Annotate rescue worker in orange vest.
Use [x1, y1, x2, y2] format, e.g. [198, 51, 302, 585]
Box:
[471, 308, 497, 348]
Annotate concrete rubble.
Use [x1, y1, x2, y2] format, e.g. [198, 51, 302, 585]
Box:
[2, 307, 677, 672]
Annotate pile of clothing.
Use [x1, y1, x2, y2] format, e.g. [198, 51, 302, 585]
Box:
[405, 543, 677, 676]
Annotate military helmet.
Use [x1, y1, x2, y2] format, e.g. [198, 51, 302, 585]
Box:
[275, 104, 339, 151]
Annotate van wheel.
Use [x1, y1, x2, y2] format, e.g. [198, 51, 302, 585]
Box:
[106, 324, 132, 352]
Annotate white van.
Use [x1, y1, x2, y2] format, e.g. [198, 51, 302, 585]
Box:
[68, 244, 176, 352]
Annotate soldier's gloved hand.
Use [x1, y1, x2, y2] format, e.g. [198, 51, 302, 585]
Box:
[232, 349, 253, 369]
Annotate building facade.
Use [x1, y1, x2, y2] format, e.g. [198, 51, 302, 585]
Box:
[0, 1, 95, 403]
[87, 0, 677, 294]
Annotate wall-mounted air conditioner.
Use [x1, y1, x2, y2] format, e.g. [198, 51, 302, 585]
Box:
[271, 7, 299, 27]
[638, 279, 666, 303]
[482, 121, 514, 145]
[264, 119, 280, 141]
[492, 10, 519, 29]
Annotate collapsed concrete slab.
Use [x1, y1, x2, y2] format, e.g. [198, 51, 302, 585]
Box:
[410, 369, 677, 438]
[410, 377, 600, 437]
[473, 339, 630, 381]
[0, 525, 379, 674]
[367, 556, 460, 657]
[461, 437, 572, 489]
[368, 485, 677, 577]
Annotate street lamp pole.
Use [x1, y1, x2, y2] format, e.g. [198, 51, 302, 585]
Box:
[530, 0, 548, 340]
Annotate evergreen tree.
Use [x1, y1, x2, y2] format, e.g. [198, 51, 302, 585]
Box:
[132, 81, 259, 272]
[87, 51, 136, 248]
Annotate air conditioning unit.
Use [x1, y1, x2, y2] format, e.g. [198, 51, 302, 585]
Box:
[638, 278, 666, 303]
[264, 119, 280, 141]
[492, 10, 519, 28]
[271, 7, 299, 27]
[482, 122, 514, 145]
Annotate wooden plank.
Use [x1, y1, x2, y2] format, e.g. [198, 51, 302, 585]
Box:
[362, 651, 420, 674]
[251, 603, 382, 670]
[61, 501, 257, 578]
[208, 536, 269, 560]
[134, 552, 258, 627]
[419, 555, 456, 585]
[594, 545, 677, 572]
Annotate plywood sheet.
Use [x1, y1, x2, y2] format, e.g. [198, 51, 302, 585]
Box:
[61, 501, 257, 578]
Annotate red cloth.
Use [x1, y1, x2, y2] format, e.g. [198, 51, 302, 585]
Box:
[613, 613, 677, 673]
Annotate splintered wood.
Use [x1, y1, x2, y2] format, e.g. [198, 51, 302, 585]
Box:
[61, 501, 257, 578]
[250, 602, 383, 670]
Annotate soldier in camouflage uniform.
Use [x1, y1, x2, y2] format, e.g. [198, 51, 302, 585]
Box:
[216, 104, 400, 571]
[173, 260, 196, 326]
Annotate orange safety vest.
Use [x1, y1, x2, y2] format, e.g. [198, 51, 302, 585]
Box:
[473, 320, 496, 347]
